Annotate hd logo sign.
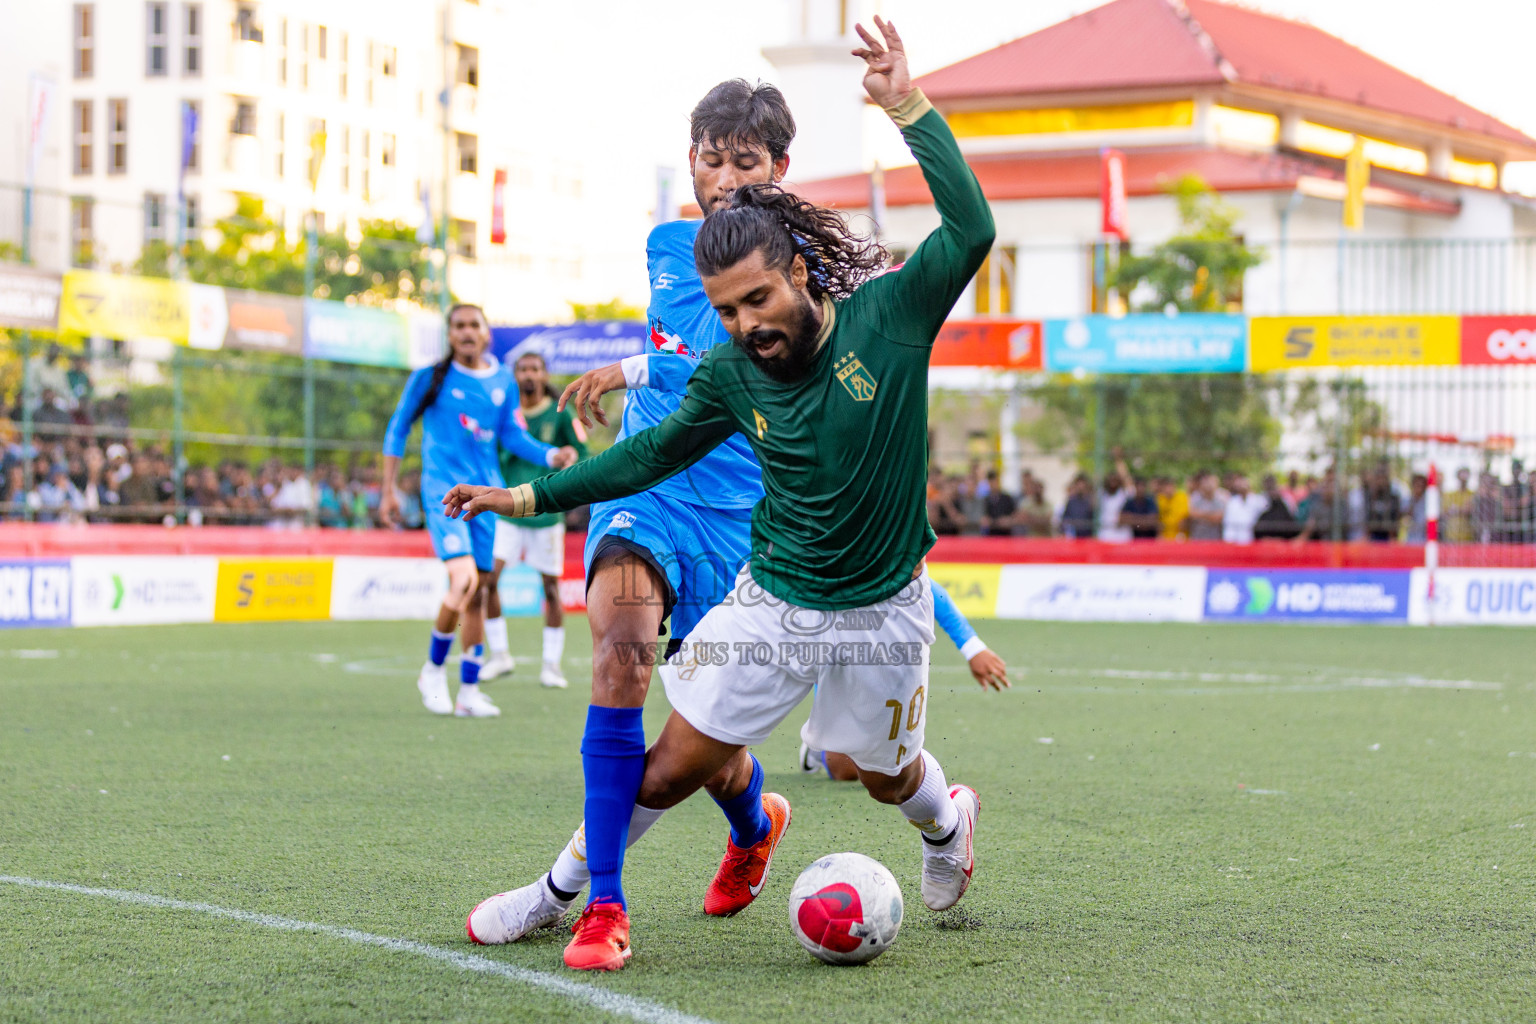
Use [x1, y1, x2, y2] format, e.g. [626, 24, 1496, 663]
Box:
[1204, 570, 1409, 624]
[214, 558, 334, 622]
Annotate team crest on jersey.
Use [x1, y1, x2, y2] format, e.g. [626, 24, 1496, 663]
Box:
[609, 511, 637, 530]
[834, 353, 878, 402]
[649, 319, 691, 356]
[491, 388, 506, 406]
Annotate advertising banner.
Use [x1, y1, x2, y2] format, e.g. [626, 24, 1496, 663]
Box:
[1205, 569, 1409, 623]
[931, 320, 1043, 371]
[927, 562, 1005, 620]
[491, 321, 648, 375]
[0, 559, 71, 628]
[1044, 315, 1246, 373]
[213, 558, 334, 622]
[330, 557, 446, 621]
[303, 300, 409, 367]
[1249, 315, 1459, 372]
[995, 565, 1206, 622]
[498, 564, 546, 618]
[0, 264, 63, 329]
[1459, 316, 1536, 366]
[408, 311, 447, 369]
[186, 283, 229, 350]
[71, 556, 218, 626]
[1410, 569, 1536, 626]
[58, 269, 190, 342]
[223, 289, 305, 356]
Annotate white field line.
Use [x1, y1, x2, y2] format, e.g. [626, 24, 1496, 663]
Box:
[0, 875, 717, 1024]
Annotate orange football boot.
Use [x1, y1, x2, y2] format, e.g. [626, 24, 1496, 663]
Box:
[563, 901, 632, 971]
[703, 792, 792, 916]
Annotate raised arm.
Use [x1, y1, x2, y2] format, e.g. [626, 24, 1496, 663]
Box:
[931, 579, 1009, 690]
[853, 17, 995, 340]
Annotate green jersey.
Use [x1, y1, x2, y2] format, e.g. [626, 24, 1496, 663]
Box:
[532, 91, 994, 609]
[500, 396, 587, 529]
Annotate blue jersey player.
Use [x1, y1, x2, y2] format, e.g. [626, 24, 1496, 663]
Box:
[380, 304, 576, 719]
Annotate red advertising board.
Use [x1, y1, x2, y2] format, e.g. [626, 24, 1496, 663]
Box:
[931, 319, 1044, 370]
[1460, 315, 1536, 365]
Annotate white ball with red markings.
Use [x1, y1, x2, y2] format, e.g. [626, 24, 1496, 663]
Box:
[788, 852, 903, 965]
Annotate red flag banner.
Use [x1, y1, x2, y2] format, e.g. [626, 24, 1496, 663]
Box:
[490, 169, 507, 245]
[1100, 148, 1127, 240]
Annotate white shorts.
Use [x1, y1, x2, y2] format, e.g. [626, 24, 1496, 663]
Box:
[492, 519, 565, 578]
[659, 567, 936, 775]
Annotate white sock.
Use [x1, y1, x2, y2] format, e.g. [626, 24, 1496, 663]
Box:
[485, 616, 509, 656]
[547, 804, 666, 896]
[899, 750, 959, 849]
[542, 626, 565, 666]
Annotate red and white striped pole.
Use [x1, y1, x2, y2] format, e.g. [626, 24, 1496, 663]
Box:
[1425, 463, 1440, 626]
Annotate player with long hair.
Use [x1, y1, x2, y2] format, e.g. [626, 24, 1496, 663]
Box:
[380, 303, 577, 718]
[451, 18, 998, 970]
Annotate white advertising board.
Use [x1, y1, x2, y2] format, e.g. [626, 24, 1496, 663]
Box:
[995, 565, 1208, 623]
[1410, 568, 1536, 626]
[329, 557, 447, 621]
[70, 556, 218, 626]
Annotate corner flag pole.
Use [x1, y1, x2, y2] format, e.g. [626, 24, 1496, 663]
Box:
[1425, 463, 1440, 626]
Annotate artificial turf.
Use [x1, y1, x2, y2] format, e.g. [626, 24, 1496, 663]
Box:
[2, 618, 1533, 1023]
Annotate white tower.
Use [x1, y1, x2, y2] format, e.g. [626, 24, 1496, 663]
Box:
[761, 0, 868, 183]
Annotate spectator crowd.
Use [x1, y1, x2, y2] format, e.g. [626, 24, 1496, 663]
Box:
[927, 454, 1536, 545]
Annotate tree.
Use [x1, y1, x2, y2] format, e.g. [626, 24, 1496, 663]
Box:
[1026, 176, 1277, 481]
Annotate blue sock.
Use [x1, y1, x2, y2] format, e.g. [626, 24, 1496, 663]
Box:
[460, 644, 483, 685]
[428, 630, 453, 667]
[714, 754, 770, 848]
[581, 705, 646, 910]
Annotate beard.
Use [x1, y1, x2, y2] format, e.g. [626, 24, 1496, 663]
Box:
[734, 293, 822, 383]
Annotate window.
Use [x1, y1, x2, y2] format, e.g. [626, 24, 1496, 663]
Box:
[338, 32, 348, 99]
[144, 193, 166, 245]
[277, 19, 287, 84]
[234, 3, 262, 41]
[231, 99, 256, 136]
[74, 4, 94, 78]
[339, 126, 350, 191]
[300, 23, 308, 88]
[316, 25, 327, 60]
[183, 100, 200, 171]
[360, 132, 370, 198]
[381, 133, 395, 167]
[974, 245, 1016, 315]
[184, 193, 200, 231]
[107, 99, 128, 174]
[380, 45, 396, 76]
[274, 112, 285, 177]
[456, 133, 478, 175]
[451, 219, 477, 259]
[70, 199, 95, 267]
[365, 41, 374, 103]
[183, 4, 201, 75]
[146, 3, 168, 76]
[307, 118, 326, 187]
[73, 100, 93, 175]
[455, 45, 479, 87]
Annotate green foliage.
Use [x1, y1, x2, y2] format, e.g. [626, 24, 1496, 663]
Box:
[1109, 174, 1265, 314]
[1025, 374, 1281, 481]
[134, 195, 442, 307]
[569, 297, 645, 322]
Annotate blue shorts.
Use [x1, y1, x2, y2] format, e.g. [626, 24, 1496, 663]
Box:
[583, 492, 753, 644]
[425, 480, 496, 571]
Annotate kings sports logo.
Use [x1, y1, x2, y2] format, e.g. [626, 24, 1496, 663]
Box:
[834, 352, 878, 401]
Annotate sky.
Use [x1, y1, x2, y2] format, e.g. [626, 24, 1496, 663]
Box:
[497, 0, 1536, 302]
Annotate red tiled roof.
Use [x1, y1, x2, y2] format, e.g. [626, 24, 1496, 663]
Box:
[779, 147, 1459, 217]
[913, 0, 1536, 151]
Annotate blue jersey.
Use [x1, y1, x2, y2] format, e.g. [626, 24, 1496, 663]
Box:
[625, 220, 763, 509]
[931, 581, 979, 652]
[383, 357, 552, 495]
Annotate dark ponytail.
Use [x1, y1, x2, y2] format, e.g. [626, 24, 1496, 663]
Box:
[411, 303, 489, 424]
[694, 184, 887, 302]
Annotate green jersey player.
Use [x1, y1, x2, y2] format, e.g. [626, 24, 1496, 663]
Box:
[447, 17, 999, 971]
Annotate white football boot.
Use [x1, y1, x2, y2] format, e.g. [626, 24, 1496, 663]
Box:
[478, 651, 515, 682]
[465, 877, 575, 945]
[920, 784, 979, 911]
[417, 662, 452, 715]
[797, 742, 824, 774]
[539, 661, 569, 689]
[454, 687, 502, 718]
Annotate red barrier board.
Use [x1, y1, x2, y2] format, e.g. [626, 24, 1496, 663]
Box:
[1460, 315, 1536, 365]
[930, 319, 1043, 370]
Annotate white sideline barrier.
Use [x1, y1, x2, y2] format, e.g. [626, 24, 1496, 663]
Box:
[70, 556, 219, 627]
[330, 557, 449, 621]
[995, 565, 1208, 622]
[1410, 568, 1536, 626]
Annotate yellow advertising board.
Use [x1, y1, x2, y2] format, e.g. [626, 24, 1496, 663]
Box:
[926, 562, 1004, 619]
[214, 558, 334, 622]
[58, 269, 190, 342]
[1249, 316, 1460, 371]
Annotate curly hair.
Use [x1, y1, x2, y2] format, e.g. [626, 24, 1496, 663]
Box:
[693, 184, 888, 302]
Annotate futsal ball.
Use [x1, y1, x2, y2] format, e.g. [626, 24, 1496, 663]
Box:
[788, 852, 903, 965]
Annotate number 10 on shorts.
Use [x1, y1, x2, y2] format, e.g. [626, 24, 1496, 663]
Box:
[885, 686, 925, 764]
